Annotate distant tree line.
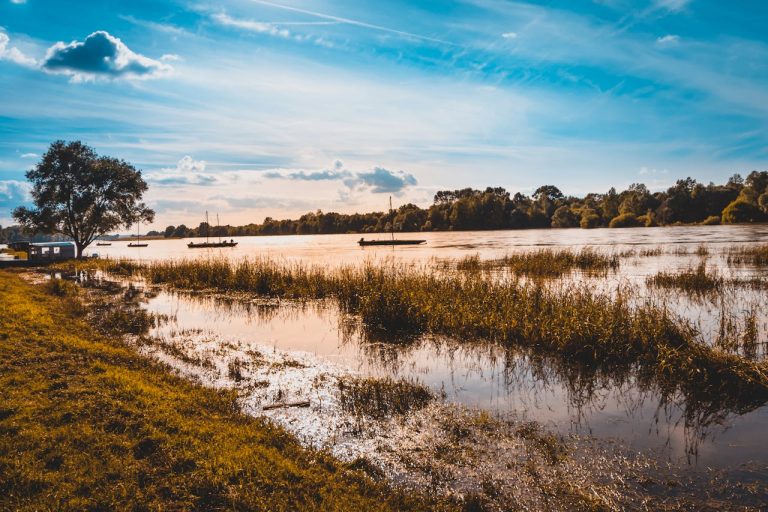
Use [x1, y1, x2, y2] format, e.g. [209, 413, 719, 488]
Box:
[4, 170, 767, 243]
[156, 171, 768, 238]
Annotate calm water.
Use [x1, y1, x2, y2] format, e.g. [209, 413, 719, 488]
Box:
[90, 224, 768, 267]
[102, 225, 768, 467]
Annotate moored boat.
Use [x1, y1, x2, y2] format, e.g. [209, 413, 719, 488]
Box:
[358, 238, 425, 246]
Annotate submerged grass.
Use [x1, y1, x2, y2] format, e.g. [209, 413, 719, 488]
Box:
[455, 248, 619, 277]
[65, 257, 768, 409]
[337, 376, 436, 419]
[647, 262, 724, 295]
[726, 245, 768, 266]
[0, 270, 450, 511]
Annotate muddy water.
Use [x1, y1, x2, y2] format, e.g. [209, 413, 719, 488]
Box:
[104, 225, 768, 468]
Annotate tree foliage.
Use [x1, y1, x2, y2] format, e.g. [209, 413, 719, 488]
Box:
[12, 141, 154, 257]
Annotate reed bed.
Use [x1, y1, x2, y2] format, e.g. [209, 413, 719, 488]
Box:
[455, 248, 619, 277]
[74, 257, 768, 404]
[647, 262, 724, 295]
[726, 245, 768, 266]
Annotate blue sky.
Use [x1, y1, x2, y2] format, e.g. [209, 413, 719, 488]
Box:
[1, 0, 766, 228]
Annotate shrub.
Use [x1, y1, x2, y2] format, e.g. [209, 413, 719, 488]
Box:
[608, 213, 641, 228]
[722, 200, 763, 224]
[702, 215, 720, 226]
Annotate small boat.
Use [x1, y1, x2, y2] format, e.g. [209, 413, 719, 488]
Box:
[358, 196, 427, 247]
[188, 212, 238, 249]
[358, 238, 425, 246]
[96, 242, 112, 246]
[128, 221, 148, 248]
[188, 241, 238, 248]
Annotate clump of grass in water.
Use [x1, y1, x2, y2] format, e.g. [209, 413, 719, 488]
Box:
[726, 245, 768, 267]
[647, 262, 723, 295]
[456, 248, 619, 277]
[638, 247, 663, 257]
[337, 376, 435, 419]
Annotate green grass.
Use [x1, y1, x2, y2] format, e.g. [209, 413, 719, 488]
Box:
[0, 270, 451, 511]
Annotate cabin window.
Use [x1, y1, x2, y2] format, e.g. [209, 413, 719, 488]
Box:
[42, 247, 50, 254]
[54, 247, 60, 254]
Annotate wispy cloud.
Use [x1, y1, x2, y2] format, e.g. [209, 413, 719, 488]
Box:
[247, 0, 456, 46]
[656, 34, 680, 45]
[118, 14, 191, 36]
[41, 31, 172, 81]
[654, 0, 692, 13]
[0, 31, 37, 67]
[20, 153, 38, 159]
[211, 12, 336, 47]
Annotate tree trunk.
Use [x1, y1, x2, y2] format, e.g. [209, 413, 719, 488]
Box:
[75, 241, 85, 259]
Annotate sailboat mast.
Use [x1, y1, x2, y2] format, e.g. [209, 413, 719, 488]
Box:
[390, 196, 394, 241]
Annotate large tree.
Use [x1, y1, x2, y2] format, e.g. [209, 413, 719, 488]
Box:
[13, 140, 154, 258]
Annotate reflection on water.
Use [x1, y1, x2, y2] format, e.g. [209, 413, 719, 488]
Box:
[145, 286, 768, 467]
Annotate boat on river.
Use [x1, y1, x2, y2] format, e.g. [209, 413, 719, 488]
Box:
[357, 196, 426, 247]
[188, 212, 238, 249]
[358, 238, 425, 246]
[128, 222, 148, 247]
[96, 242, 112, 246]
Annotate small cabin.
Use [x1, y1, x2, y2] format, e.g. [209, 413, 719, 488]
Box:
[8, 240, 30, 252]
[28, 242, 76, 262]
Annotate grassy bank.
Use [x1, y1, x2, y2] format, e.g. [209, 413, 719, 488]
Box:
[61, 257, 768, 410]
[0, 270, 449, 511]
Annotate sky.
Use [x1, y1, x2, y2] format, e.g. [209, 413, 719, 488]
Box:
[1, 0, 767, 229]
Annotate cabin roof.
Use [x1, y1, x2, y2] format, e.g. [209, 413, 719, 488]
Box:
[29, 242, 75, 248]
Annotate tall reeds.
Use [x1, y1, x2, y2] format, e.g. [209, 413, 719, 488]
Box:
[76, 256, 768, 404]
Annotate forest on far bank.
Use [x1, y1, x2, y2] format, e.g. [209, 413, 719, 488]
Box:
[3, 170, 768, 243]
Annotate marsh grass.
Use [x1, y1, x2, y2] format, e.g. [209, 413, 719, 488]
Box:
[455, 248, 619, 277]
[338, 376, 436, 419]
[647, 262, 724, 295]
[68, 257, 768, 409]
[726, 245, 768, 266]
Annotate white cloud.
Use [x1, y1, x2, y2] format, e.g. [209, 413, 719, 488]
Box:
[0, 180, 31, 209]
[175, 155, 206, 173]
[501, 32, 518, 39]
[10, 0, 27, 4]
[0, 32, 37, 67]
[41, 31, 172, 81]
[654, 0, 692, 12]
[656, 34, 680, 46]
[20, 153, 38, 158]
[266, 161, 418, 195]
[160, 53, 182, 62]
[212, 13, 291, 38]
[146, 156, 220, 186]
